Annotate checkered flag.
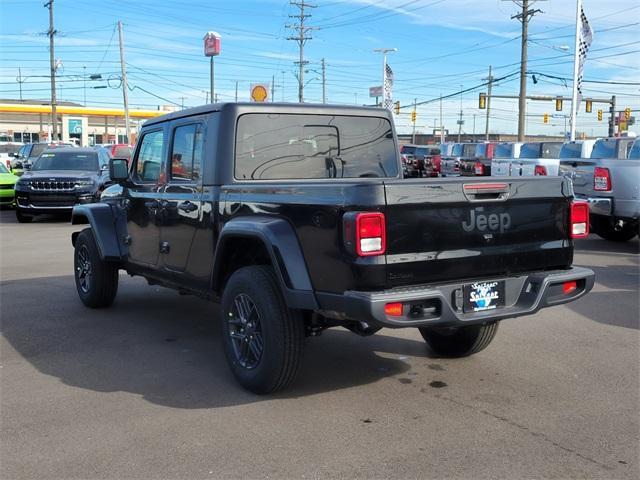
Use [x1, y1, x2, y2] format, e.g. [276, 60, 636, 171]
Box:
[577, 5, 593, 95]
[384, 63, 394, 110]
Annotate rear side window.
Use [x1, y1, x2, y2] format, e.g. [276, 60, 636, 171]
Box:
[559, 143, 583, 159]
[135, 130, 164, 182]
[494, 144, 512, 158]
[591, 140, 617, 159]
[170, 124, 203, 182]
[235, 114, 398, 180]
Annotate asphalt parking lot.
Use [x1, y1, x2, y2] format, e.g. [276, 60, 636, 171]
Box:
[1, 209, 638, 480]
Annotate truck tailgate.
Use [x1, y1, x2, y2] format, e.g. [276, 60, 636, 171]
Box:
[383, 177, 573, 287]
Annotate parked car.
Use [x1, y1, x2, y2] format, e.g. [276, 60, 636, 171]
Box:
[104, 143, 134, 161]
[12, 142, 73, 175]
[491, 142, 523, 177]
[460, 142, 496, 176]
[440, 142, 470, 176]
[559, 137, 638, 241]
[423, 147, 442, 177]
[0, 162, 19, 207]
[400, 144, 429, 177]
[517, 141, 563, 176]
[70, 102, 594, 394]
[14, 147, 112, 223]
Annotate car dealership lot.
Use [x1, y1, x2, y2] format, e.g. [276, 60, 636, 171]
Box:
[1, 210, 638, 479]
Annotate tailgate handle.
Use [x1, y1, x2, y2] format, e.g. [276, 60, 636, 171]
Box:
[463, 183, 510, 202]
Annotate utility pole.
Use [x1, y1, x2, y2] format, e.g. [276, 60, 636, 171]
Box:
[45, 0, 58, 140]
[271, 74, 275, 102]
[235, 81, 238, 102]
[287, 1, 316, 103]
[457, 85, 463, 142]
[411, 98, 417, 144]
[281, 71, 286, 102]
[484, 65, 493, 140]
[511, 0, 542, 142]
[439, 94, 444, 143]
[117, 21, 131, 144]
[83, 65, 87, 107]
[16, 68, 25, 101]
[608, 95, 616, 137]
[321, 58, 326, 104]
[473, 114, 476, 138]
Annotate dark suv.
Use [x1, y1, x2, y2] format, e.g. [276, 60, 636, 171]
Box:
[14, 147, 111, 222]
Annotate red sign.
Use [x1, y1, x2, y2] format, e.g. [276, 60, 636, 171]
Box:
[204, 32, 221, 57]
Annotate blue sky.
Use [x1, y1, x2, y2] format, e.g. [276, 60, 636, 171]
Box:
[1, 0, 638, 136]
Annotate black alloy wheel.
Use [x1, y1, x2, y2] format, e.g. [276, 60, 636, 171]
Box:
[227, 293, 264, 369]
[76, 244, 92, 294]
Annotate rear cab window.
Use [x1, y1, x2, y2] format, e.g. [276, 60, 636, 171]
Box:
[519, 143, 541, 158]
[494, 144, 513, 158]
[235, 114, 398, 180]
[541, 143, 561, 158]
[591, 140, 617, 159]
[559, 143, 583, 159]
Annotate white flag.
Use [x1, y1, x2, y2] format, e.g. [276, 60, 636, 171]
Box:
[384, 63, 394, 110]
[577, 5, 593, 94]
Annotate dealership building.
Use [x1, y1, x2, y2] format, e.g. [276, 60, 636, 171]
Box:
[0, 99, 171, 145]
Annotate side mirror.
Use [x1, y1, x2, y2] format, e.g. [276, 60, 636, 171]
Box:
[109, 158, 129, 183]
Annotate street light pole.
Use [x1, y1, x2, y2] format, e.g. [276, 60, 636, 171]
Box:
[45, 0, 58, 140]
[373, 48, 397, 110]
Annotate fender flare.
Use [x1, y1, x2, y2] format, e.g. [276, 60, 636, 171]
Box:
[71, 204, 127, 261]
[213, 217, 318, 310]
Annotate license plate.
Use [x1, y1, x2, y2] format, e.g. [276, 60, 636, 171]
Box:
[463, 281, 505, 312]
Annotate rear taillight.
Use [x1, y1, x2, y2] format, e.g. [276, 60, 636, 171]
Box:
[474, 161, 484, 175]
[534, 165, 547, 176]
[593, 167, 611, 191]
[356, 212, 386, 256]
[570, 201, 589, 238]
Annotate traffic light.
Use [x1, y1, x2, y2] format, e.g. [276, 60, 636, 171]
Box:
[585, 99, 592, 113]
[625, 107, 631, 120]
[394, 101, 400, 115]
[543, 113, 549, 124]
[479, 92, 486, 109]
[555, 97, 563, 112]
[597, 109, 603, 121]
[411, 110, 417, 123]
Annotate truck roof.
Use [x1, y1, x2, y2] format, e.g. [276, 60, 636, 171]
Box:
[143, 102, 392, 128]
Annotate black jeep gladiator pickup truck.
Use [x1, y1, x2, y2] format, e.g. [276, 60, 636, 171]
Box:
[71, 103, 595, 394]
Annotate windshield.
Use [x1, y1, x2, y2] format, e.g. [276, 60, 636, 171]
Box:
[32, 151, 99, 171]
[0, 144, 21, 154]
[629, 141, 640, 160]
[559, 142, 583, 159]
[29, 144, 48, 159]
[401, 146, 416, 155]
[235, 114, 398, 179]
[0, 163, 9, 174]
[494, 144, 512, 158]
[591, 140, 617, 159]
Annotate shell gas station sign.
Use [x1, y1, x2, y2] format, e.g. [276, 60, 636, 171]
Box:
[250, 83, 270, 102]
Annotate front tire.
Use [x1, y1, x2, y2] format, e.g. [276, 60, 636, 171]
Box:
[419, 322, 499, 357]
[221, 266, 304, 394]
[74, 228, 119, 308]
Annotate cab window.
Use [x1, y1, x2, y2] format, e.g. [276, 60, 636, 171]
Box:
[135, 130, 164, 182]
[170, 124, 203, 182]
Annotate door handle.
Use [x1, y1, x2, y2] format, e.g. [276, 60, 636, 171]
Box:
[178, 201, 198, 213]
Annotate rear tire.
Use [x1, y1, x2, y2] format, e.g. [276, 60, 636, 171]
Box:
[15, 210, 33, 223]
[595, 222, 638, 242]
[419, 322, 499, 357]
[221, 265, 304, 394]
[74, 228, 119, 308]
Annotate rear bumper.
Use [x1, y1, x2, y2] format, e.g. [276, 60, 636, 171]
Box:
[316, 266, 595, 329]
[575, 194, 613, 217]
